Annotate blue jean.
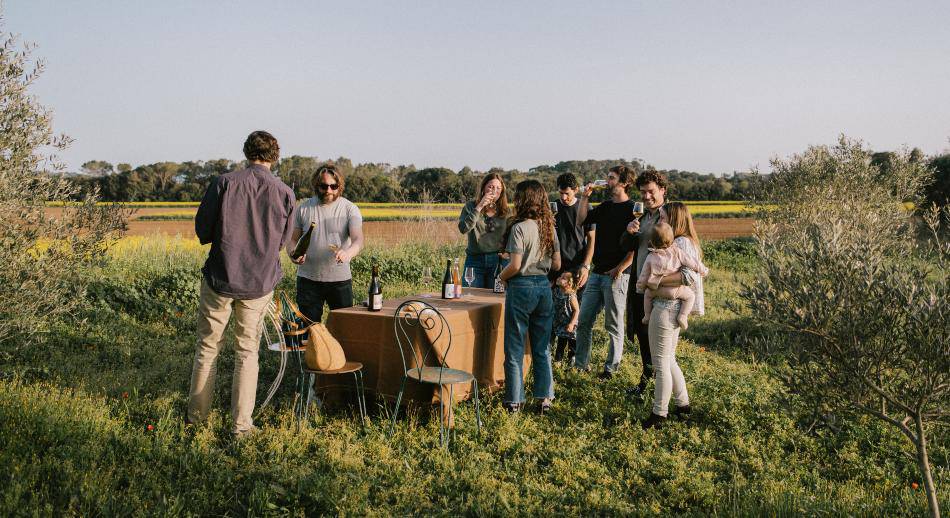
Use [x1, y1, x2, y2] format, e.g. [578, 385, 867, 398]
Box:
[573, 272, 629, 372]
[504, 275, 555, 404]
[464, 252, 501, 289]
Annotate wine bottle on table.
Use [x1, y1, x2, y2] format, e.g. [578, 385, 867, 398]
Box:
[452, 258, 463, 298]
[291, 222, 315, 260]
[368, 262, 382, 311]
[493, 261, 505, 293]
[441, 260, 455, 299]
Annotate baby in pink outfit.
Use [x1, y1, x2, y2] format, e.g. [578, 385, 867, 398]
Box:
[636, 222, 709, 330]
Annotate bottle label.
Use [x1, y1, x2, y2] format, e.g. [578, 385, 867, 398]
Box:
[371, 294, 382, 310]
[443, 284, 455, 299]
[493, 277, 505, 293]
[454, 284, 462, 298]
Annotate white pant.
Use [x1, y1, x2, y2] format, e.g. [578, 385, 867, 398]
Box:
[648, 299, 689, 416]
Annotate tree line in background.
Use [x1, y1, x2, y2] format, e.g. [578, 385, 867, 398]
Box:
[70, 157, 757, 203]
[70, 148, 950, 206]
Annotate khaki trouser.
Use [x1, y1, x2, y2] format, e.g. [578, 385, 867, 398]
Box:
[187, 279, 272, 433]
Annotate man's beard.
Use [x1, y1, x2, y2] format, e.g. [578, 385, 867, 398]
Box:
[320, 192, 339, 203]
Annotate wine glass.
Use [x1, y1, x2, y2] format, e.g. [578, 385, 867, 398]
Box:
[421, 266, 434, 297]
[632, 201, 644, 219]
[549, 201, 558, 215]
[464, 266, 475, 294]
[327, 234, 342, 263]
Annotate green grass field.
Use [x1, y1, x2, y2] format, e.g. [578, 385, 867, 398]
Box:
[0, 236, 944, 515]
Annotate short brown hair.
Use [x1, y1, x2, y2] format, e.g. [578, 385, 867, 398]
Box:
[635, 169, 669, 190]
[243, 131, 280, 163]
[608, 164, 637, 185]
[311, 162, 345, 194]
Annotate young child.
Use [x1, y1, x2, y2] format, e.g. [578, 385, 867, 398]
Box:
[552, 271, 580, 363]
[637, 222, 709, 330]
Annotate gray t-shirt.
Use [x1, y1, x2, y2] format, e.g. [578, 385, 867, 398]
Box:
[294, 197, 362, 282]
[505, 219, 559, 277]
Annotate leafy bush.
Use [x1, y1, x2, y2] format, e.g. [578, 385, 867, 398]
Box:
[0, 24, 127, 347]
[740, 136, 948, 516]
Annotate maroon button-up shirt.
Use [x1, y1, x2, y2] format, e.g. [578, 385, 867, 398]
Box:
[195, 163, 296, 299]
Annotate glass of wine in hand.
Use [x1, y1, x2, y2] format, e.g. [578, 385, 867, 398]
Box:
[632, 201, 644, 219]
[421, 266, 434, 297]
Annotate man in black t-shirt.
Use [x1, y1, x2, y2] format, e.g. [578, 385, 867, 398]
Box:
[573, 165, 637, 378]
[549, 173, 592, 362]
[551, 173, 592, 279]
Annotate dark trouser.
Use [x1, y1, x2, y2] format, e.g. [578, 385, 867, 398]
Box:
[296, 277, 353, 323]
[627, 288, 653, 383]
[553, 336, 577, 362]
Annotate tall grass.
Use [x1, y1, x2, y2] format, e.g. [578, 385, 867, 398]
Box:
[0, 236, 943, 515]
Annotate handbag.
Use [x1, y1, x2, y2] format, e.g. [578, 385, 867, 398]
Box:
[276, 292, 346, 371]
[303, 322, 347, 371]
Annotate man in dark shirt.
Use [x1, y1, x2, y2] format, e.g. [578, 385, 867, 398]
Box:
[573, 165, 636, 378]
[551, 173, 592, 279]
[187, 131, 296, 438]
[548, 173, 593, 362]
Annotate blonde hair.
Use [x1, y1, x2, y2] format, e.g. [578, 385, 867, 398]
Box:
[665, 201, 702, 259]
[649, 222, 675, 249]
[558, 271, 578, 294]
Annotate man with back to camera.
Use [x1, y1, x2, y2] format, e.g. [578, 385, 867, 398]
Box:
[288, 163, 364, 323]
[187, 130, 296, 438]
[573, 165, 637, 379]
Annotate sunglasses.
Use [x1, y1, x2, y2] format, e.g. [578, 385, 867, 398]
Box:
[318, 183, 339, 191]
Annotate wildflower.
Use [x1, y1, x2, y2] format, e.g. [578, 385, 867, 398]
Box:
[122, 392, 129, 399]
[911, 482, 919, 490]
[146, 424, 154, 432]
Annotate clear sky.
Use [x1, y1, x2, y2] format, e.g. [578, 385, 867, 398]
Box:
[7, 0, 950, 174]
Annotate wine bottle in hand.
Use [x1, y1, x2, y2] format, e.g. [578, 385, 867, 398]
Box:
[291, 222, 315, 260]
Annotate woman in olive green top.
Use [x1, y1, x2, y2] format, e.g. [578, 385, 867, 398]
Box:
[458, 172, 510, 288]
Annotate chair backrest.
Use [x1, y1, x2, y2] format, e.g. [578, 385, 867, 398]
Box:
[276, 291, 312, 348]
[393, 300, 453, 378]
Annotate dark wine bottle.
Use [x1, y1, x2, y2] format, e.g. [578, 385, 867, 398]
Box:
[291, 222, 316, 260]
[368, 262, 382, 311]
[441, 259, 455, 299]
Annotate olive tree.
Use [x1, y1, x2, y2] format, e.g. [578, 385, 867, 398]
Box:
[0, 22, 128, 348]
[740, 137, 948, 516]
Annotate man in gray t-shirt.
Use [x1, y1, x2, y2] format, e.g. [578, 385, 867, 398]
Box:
[287, 164, 364, 322]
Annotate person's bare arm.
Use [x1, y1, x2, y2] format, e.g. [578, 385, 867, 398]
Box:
[577, 228, 596, 287]
[551, 250, 561, 273]
[567, 294, 580, 332]
[658, 272, 686, 287]
[499, 253, 523, 282]
[607, 251, 634, 280]
[576, 186, 593, 225]
[336, 222, 364, 263]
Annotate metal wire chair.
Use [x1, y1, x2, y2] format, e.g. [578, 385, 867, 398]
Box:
[391, 300, 482, 446]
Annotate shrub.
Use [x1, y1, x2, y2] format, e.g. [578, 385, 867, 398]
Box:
[740, 136, 948, 516]
[0, 23, 127, 347]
